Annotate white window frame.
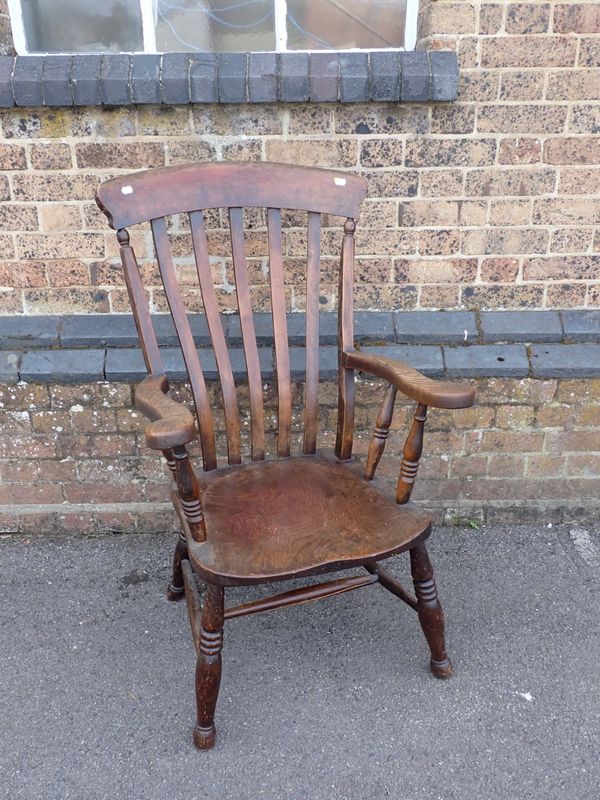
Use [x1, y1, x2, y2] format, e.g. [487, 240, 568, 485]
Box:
[8, 0, 419, 55]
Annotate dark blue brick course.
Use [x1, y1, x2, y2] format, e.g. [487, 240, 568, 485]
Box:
[430, 51, 459, 102]
[400, 52, 430, 102]
[217, 53, 247, 103]
[131, 55, 161, 104]
[530, 344, 600, 378]
[248, 53, 277, 103]
[13, 56, 44, 106]
[190, 54, 218, 103]
[100, 55, 131, 106]
[481, 311, 562, 343]
[309, 52, 338, 102]
[444, 345, 529, 378]
[41, 56, 72, 106]
[370, 51, 401, 101]
[395, 311, 477, 344]
[280, 53, 309, 102]
[20, 349, 105, 383]
[0, 352, 20, 383]
[339, 53, 369, 103]
[0, 52, 458, 106]
[0, 57, 14, 107]
[161, 53, 190, 104]
[71, 55, 102, 106]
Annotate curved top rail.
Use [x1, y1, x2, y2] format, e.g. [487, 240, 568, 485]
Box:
[96, 161, 367, 229]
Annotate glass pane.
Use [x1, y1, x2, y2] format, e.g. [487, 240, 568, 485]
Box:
[21, 0, 143, 53]
[155, 0, 275, 52]
[286, 0, 407, 50]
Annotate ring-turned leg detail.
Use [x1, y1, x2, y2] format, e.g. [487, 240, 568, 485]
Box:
[410, 543, 453, 679]
[193, 582, 225, 750]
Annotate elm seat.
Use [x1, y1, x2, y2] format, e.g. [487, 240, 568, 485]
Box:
[95, 161, 475, 751]
[183, 456, 431, 585]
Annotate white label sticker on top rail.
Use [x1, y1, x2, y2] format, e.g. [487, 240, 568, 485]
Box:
[121, 185, 134, 195]
[334, 177, 346, 186]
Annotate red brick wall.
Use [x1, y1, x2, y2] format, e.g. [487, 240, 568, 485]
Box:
[1, 376, 599, 533]
[0, 0, 599, 314]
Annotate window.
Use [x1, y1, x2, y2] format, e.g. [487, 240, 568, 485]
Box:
[8, 0, 418, 54]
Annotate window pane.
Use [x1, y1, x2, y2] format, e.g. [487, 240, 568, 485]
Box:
[286, 0, 407, 50]
[155, 0, 275, 53]
[21, 0, 143, 53]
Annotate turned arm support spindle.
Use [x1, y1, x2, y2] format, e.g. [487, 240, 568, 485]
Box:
[396, 402, 428, 505]
[364, 383, 397, 481]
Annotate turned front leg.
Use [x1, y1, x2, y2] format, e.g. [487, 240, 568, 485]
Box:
[410, 543, 452, 679]
[396, 403, 427, 505]
[193, 582, 225, 750]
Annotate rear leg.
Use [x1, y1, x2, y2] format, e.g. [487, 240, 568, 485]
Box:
[167, 531, 188, 602]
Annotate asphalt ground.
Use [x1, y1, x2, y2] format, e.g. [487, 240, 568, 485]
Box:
[1, 524, 599, 800]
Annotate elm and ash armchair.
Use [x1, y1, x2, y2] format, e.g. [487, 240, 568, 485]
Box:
[96, 162, 475, 750]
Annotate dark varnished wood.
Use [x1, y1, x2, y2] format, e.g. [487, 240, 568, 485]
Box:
[364, 383, 397, 481]
[152, 217, 217, 471]
[364, 563, 418, 611]
[224, 573, 378, 620]
[190, 210, 242, 465]
[117, 229, 162, 374]
[94, 162, 471, 750]
[186, 455, 431, 586]
[167, 531, 188, 602]
[96, 161, 367, 230]
[397, 403, 428, 506]
[267, 208, 292, 457]
[303, 211, 321, 454]
[173, 445, 206, 543]
[229, 207, 265, 462]
[343, 350, 475, 409]
[193, 581, 224, 750]
[135, 374, 196, 451]
[181, 558, 202, 648]
[335, 219, 357, 461]
[410, 543, 452, 679]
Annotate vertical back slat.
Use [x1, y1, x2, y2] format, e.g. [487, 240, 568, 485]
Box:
[118, 230, 162, 375]
[267, 208, 291, 457]
[190, 210, 242, 465]
[151, 217, 217, 471]
[303, 212, 321, 454]
[335, 218, 356, 461]
[229, 207, 265, 461]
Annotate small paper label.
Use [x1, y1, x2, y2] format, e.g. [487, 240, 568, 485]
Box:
[334, 177, 347, 186]
[121, 185, 134, 195]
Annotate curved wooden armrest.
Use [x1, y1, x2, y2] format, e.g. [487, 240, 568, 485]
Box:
[135, 374, 197, 450]
[343, 350, 475, 410]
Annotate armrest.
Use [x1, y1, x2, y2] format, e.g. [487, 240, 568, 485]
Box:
[343, 350, 475, 409]
[135, 374, 197, 450]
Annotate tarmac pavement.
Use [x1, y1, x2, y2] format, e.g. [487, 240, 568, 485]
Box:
[1, 524, 598, 800]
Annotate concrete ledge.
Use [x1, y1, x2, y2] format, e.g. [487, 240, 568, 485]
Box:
[1, 311, 600, 383]
[0, 51, 459, 108]
[1, 310, 597, 350]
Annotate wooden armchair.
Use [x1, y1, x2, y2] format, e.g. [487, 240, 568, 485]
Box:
[96, 162, 475, 750]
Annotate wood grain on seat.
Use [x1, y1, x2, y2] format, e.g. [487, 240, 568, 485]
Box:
[184, 455, 431, 585]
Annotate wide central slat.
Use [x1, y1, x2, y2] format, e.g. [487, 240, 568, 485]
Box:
[190, 210, 242, 466]
[229, 207, 265, 462]
[151, 216, 217, 471]
[304, 211, 321, 454]
[267, 208, 291, 457]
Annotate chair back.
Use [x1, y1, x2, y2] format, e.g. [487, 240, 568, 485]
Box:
[96, 162, 367, 469]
